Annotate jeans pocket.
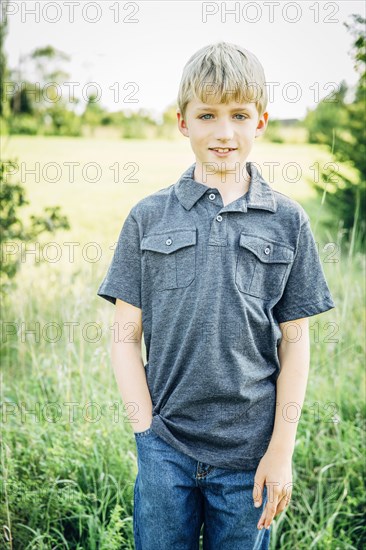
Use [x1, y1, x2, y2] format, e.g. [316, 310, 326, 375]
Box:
[134, 426, 154, 438]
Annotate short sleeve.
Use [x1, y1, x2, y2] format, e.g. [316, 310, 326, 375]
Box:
[273, 219, 336, 323]
[97, 211, 142, 308]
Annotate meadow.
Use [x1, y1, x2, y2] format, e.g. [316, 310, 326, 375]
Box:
[1, 135, 365, 549]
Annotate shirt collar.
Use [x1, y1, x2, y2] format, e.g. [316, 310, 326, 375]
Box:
[174, 161, 277, 213]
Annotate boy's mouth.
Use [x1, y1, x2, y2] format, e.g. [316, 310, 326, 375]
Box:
[209, 147, 237, 152]
[209, 147, 237, 156]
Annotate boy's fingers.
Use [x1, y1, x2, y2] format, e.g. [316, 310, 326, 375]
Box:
[253, 476, 264, 507]
[254, 496, 262, 507]
[258, 489, 292, 529]
[257, 505, 268, 529]
[254, 495, 263, 508]
[258, 492, 282, 529]
[263, 497, 279, 528]
[276, 493, 291, 514]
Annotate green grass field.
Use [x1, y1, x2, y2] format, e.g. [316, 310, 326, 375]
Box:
[1, 136, 365, 549]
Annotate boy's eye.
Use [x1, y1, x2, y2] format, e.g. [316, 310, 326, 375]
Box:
[198, 114, 248, 120]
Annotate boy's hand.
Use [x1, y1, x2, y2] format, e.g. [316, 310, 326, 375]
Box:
[252, 449, 293, 530]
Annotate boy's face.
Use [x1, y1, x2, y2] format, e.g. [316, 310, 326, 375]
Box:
[177, 97, 268, 174]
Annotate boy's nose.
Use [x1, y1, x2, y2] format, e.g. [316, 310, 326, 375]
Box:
[213, 119, 235, 140]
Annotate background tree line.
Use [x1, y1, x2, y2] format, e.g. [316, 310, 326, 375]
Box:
[1, 8, 365, 295]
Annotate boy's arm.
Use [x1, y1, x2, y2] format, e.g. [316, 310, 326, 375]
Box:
[267, 317, 310, 455]
[254, 317, 310, 530]
[111, 298, 153, 433]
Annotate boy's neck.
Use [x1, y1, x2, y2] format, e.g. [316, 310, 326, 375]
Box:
[193, 161, 251, 204]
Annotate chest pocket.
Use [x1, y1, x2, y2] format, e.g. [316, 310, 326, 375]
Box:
[141, 228, 197, 290]
[236, 233, 294, 300]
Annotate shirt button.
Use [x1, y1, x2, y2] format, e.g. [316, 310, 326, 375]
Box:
[209, 193, 216, 200]
[264, 246, 270, 254]
[166, 238, 172, 246]
[216, 214, 223, 222]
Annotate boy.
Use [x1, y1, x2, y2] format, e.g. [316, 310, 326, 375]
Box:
[97, 42, 336, 549]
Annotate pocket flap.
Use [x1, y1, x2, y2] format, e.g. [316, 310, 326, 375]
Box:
[141, 228, 197, 254]
[239, 233, 294, 263]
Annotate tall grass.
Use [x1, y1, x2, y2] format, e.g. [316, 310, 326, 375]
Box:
[1, 137, 365, 549]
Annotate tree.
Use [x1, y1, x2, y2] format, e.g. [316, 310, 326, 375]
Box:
[306, 14, 366, 248]
[0, 0, 11, 123]
[304, 80, 349, 144]
[81, 93, 106, 137]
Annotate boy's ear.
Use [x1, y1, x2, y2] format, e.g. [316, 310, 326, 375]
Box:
[177, 110, 189, 138]
[255, 111, 269, 138]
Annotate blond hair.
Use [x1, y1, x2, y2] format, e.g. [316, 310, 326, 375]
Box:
[177, 41, 268, 121]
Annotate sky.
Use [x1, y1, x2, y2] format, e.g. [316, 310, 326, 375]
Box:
[3, 0, 365, 121]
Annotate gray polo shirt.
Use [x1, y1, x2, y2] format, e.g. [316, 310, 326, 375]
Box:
[97, 161, 336, 471]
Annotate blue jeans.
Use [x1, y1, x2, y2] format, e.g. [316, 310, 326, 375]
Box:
[133, 427, 271, 550]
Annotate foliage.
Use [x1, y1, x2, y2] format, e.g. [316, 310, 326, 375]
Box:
[120, 109, 157, 139]
[304, 14, 366, 248]
[262, 119, 284, 143]
[81, 93, 106, 136]
[7, 113, 39, 135]
[303, 81, 349, 145]
[43, 106, 82, 137]
[0, 0, 11, 120]
[0, 158, 71, 292]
